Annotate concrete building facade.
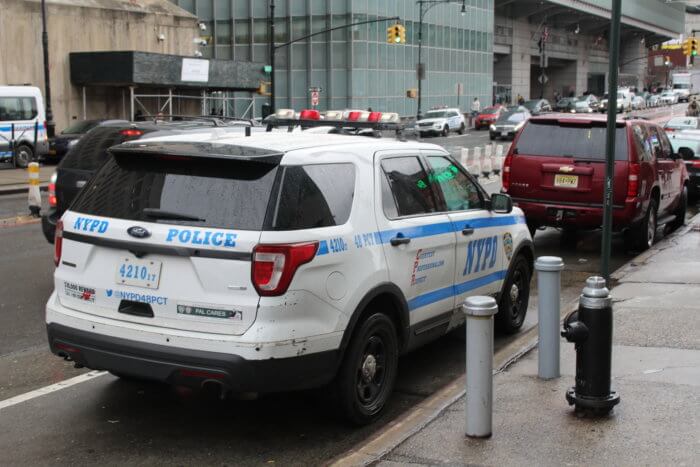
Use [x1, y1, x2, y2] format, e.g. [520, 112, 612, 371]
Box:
[0, 0, 204, 131]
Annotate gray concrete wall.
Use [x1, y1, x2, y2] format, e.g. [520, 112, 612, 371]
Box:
[0, 0, 199, 130]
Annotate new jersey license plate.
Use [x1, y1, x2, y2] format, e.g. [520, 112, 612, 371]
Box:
[116, 257, 162, 289]
[501, 131, 508, 137]
[554, 174, 579, 188]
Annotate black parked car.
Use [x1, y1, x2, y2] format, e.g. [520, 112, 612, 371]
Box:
[41, 118, 245, 243]
[44, 119, 127, 163]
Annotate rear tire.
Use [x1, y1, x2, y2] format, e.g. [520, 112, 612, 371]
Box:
[632, 197, 658, 250]
[670, 186, 688, 231]
[335, 313, 399, 426]
[496, 255, 531, 334]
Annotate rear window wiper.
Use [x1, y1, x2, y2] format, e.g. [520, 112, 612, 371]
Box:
[142, 208, 206, 222]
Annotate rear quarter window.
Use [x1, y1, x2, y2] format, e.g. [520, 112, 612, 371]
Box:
[514, 122, 628, 161]
[267, 164, 355, 230]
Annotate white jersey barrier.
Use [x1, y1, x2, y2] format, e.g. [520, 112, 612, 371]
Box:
[459, 144, 508, 180]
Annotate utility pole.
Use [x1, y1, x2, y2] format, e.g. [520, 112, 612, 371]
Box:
[268, 0, 275, 113]
[601, 0, 622, 286]
[40, 0, 55, 137]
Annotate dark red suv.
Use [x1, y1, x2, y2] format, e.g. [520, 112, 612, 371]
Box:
[502, 115, 689, 250]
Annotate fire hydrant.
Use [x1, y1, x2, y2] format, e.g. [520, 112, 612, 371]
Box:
[561, 276, 620, 415]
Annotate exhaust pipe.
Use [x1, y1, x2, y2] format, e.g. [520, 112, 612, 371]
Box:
[201, 379, 228, 400]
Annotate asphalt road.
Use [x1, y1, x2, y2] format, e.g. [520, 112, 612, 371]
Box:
[0, 109, 691, 464]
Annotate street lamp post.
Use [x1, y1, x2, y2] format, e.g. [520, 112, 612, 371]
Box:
[268, 0, 275, 114]
[40, 0, 55, 137]
[416, 0, 466, 120]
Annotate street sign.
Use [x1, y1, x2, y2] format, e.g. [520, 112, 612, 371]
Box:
[311, 90, 319, 106]
[538, 73, 549, 84]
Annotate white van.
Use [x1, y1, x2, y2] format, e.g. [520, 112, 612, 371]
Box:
[0, 85, 49, 167]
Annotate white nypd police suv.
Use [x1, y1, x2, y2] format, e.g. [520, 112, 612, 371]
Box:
[47, 115, 533, 424]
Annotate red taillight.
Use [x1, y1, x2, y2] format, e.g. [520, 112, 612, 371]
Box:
[48, 182, 57, 207]
[54, 220, 63, 266]
[627, 162, 640, 198]
[664, 128, 674, 132]
[120, 128, 144, 137]
[502, 152, 514, 191]
[367, 112, 382, 122]
[347, 111, 361, 121]
[299, 109, 320, 120]
[251, 242, 318, 296]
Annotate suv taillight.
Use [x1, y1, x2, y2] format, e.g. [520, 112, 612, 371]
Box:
[54, 220, 63, 266]
[627, 162, 640, 198]
[48, 172, 57, 207]
[502, 152, 514, 191]
[252, 242, 319, 296]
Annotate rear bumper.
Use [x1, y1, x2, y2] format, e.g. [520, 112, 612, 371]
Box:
[47, 322, 339, 393]
[513, 197, 643, 230]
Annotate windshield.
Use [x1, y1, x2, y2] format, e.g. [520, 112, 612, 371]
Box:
[425, 111, 448, 119]
[669, 137, 700, 155]
[61, 121, 98, 135]
[523, 101, 539, 110]
[498, 112, 527, 124]
[514, 122, 628, 160]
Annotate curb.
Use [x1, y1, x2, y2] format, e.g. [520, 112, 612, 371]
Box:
[329, 214, 698, 467]
[0, 215, 41, 228]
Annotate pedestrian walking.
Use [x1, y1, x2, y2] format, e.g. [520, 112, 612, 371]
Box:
[517, 94, 525, 105]
[471, 97, 481, 116]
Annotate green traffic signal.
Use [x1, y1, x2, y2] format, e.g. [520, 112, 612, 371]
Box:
[263, 65, 272, 73]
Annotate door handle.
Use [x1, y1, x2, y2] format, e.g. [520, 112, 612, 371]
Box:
[462, 227, 475, 236]
[390, 235, 411, 246]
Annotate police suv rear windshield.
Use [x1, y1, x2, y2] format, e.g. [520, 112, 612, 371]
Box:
[514, 122, 628, 161]
[71, 154, 355, 231]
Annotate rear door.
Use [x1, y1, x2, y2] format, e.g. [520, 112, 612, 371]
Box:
[374, 152, 457, 328]
[647, 126, 675, 213]
[657, 127, 685, 211]
[56, 151, 280, 335]
[423, 152, 507, 329]
[507, 120, 630, 208]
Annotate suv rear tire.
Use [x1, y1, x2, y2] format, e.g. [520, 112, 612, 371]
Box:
[631, 198, 658, 250]
[496, 255, 531, 334]
[336, 313, 398, 425]
[670, 186, 687, 231]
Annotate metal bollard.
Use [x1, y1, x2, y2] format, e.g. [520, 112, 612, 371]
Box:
[27, 162, 41, 217]
[463, 295, 498, 438]
[535, 256, 565, 379]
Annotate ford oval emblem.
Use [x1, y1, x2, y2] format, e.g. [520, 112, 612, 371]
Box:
[127, 226, 151, 239]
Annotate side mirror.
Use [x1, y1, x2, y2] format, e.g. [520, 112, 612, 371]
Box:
[490, 193, 513, 214]
[678, 146, 695, 161]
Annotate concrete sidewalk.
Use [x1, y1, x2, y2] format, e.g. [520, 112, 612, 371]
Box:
[0, 164, 53, 195]
[376, 218, 700, 466]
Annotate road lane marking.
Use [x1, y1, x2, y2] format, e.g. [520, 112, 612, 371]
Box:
[0, 370, 106, 411]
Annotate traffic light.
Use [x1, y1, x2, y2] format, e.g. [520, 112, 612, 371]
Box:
[387, 23, 405, 44]
[692, 38, 698, 56]
[683, 38, 691, 56]
[256, 81, 271, 96]
[263, 65, 272, 74]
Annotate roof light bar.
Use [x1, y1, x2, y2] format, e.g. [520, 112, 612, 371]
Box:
[299, 109, 321, 120]
[324, 110, 344, 121]
[275, 109, 296, 119]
